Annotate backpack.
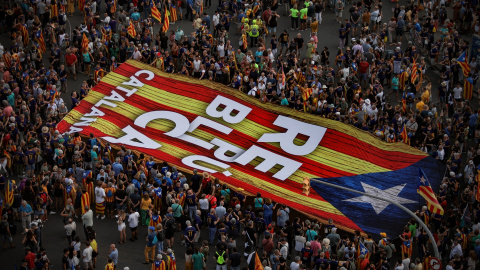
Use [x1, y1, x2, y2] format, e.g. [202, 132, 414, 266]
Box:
[302, 249, 311, 261]
[167, 219, 177, 231]
[40, 193, 48, 205]
[251, 26, 258, 36]
[256, 219, 265, 233]
[223, 189, 230, 203]
[216, 251, 225, 264]
[106, 188, 113, 198]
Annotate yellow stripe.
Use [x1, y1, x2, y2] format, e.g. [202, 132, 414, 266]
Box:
[98, 73, 389, 175]
[62, 115, 346, 216]
[127, 60, 427, 157]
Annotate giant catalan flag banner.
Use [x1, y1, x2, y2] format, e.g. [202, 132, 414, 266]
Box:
[57, 60, 445, 238]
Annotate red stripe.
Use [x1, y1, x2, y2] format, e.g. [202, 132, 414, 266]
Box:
[116, 63, 426, 171]
[418, 186, 440, 203]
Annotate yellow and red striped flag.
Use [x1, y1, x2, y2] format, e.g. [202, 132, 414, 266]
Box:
[5, 180, 14, 206]
[411, 60, 418, 84]
[51, 3, 59, 18]
[150, 0, 162, 23]
[127, 20, 137, 38]
[82, 33, 89, 51]
[161, 7, 170, 33]
[418, 168, 444, 215]
[20, 24, 29, 45]
[3, 52, 12, 69]
[401, 123, 410, 145]
[255, 252, 264, 270]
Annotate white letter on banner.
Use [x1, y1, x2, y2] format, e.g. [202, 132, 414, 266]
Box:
[182, 155, 232, 176]
[122, 76, 144, 88]
[135, 70, 155, 80]
[95, 99, 117, 108]
[210, 138, 245, 162]
[84, 107, 105, 117]
[178, 116, 232, 149]
[134, 111, 189, 137]
[102, 125, 161, 149]
[67, 126, 84, 134]
[116, 86, 137, 97]
[104, 90, 125, 102]
[74, 117, 97, 127]
[257, 115, 327, 156]
[234, 145, 302, 180]
[205, 96, 252, 124]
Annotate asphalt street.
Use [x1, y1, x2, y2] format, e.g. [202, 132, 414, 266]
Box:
[0, 0, 452, 268]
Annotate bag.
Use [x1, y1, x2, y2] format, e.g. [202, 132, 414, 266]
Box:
[302, 249, 310, 261]
[107, 189, 113, 198]
[9, 224, 17, 235]
[0, 222, 7, 234]
[376, 15, 382, 23]
[157, 231, 165, 242]
[216, 251, 225, 264]
[152, 236, 158, 245]
[251, 26, 258, 36]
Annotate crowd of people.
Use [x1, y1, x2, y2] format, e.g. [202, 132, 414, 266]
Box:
[0, 0, 480, 269]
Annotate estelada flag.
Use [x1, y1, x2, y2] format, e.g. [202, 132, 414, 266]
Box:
[3, 52, 12, 69]
[418, 168, 444, 215]
[464, 77, 474, 100]
[127, 20, 137, 38]
[150, 0, 162, 23]
[57, 60, 445, 238]
[35, 29, 46, 53]
[457, 51, 471, 77]
[82, 33, 89, 51]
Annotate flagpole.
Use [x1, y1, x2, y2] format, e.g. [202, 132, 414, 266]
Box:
[310, 178, 441, 260]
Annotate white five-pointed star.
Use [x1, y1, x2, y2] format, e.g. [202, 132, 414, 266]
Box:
[361, 247, 368, 254]
[344, 182, 416, 214]
[420, 176, 427, 185]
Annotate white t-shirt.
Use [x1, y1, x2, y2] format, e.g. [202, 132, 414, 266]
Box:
[453, 87, 462, 99]
[199, 199, 209, 210]
[128, 212, 140, 228]
[290, 262, 300, 270]
[217, 44, 225, 58]
[132, 50, 142, 60]
[82, 246, 93, 262]
[95, 187, 105, 203]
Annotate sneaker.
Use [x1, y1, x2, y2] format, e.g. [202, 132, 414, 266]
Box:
[115, 215, 119, 218]
[101, 216, 106, 220]
[50, 211, 56, 215]
[96, 215, 99, 219]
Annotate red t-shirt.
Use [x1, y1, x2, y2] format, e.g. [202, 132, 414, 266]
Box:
[65, 54, 77, 66]
[359, 61, 369, 74]
[25, 252, 36, 269]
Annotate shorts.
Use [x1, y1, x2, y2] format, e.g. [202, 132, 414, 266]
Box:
[335, 11, 343, 17]
[396, 29, 403, 36]
[26, 164, 35, 171]
[66, 65, 76, 74]
[281, 42, 288, 48]
[118, 223, 126, 231]
[116, 203, 126, 211]
[301, 19, 307, 24]
[84, 261, 93, 269]
[92, 251, 98, 258]
[130, 226, 137, 232]
[165, 230, 174, 239]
